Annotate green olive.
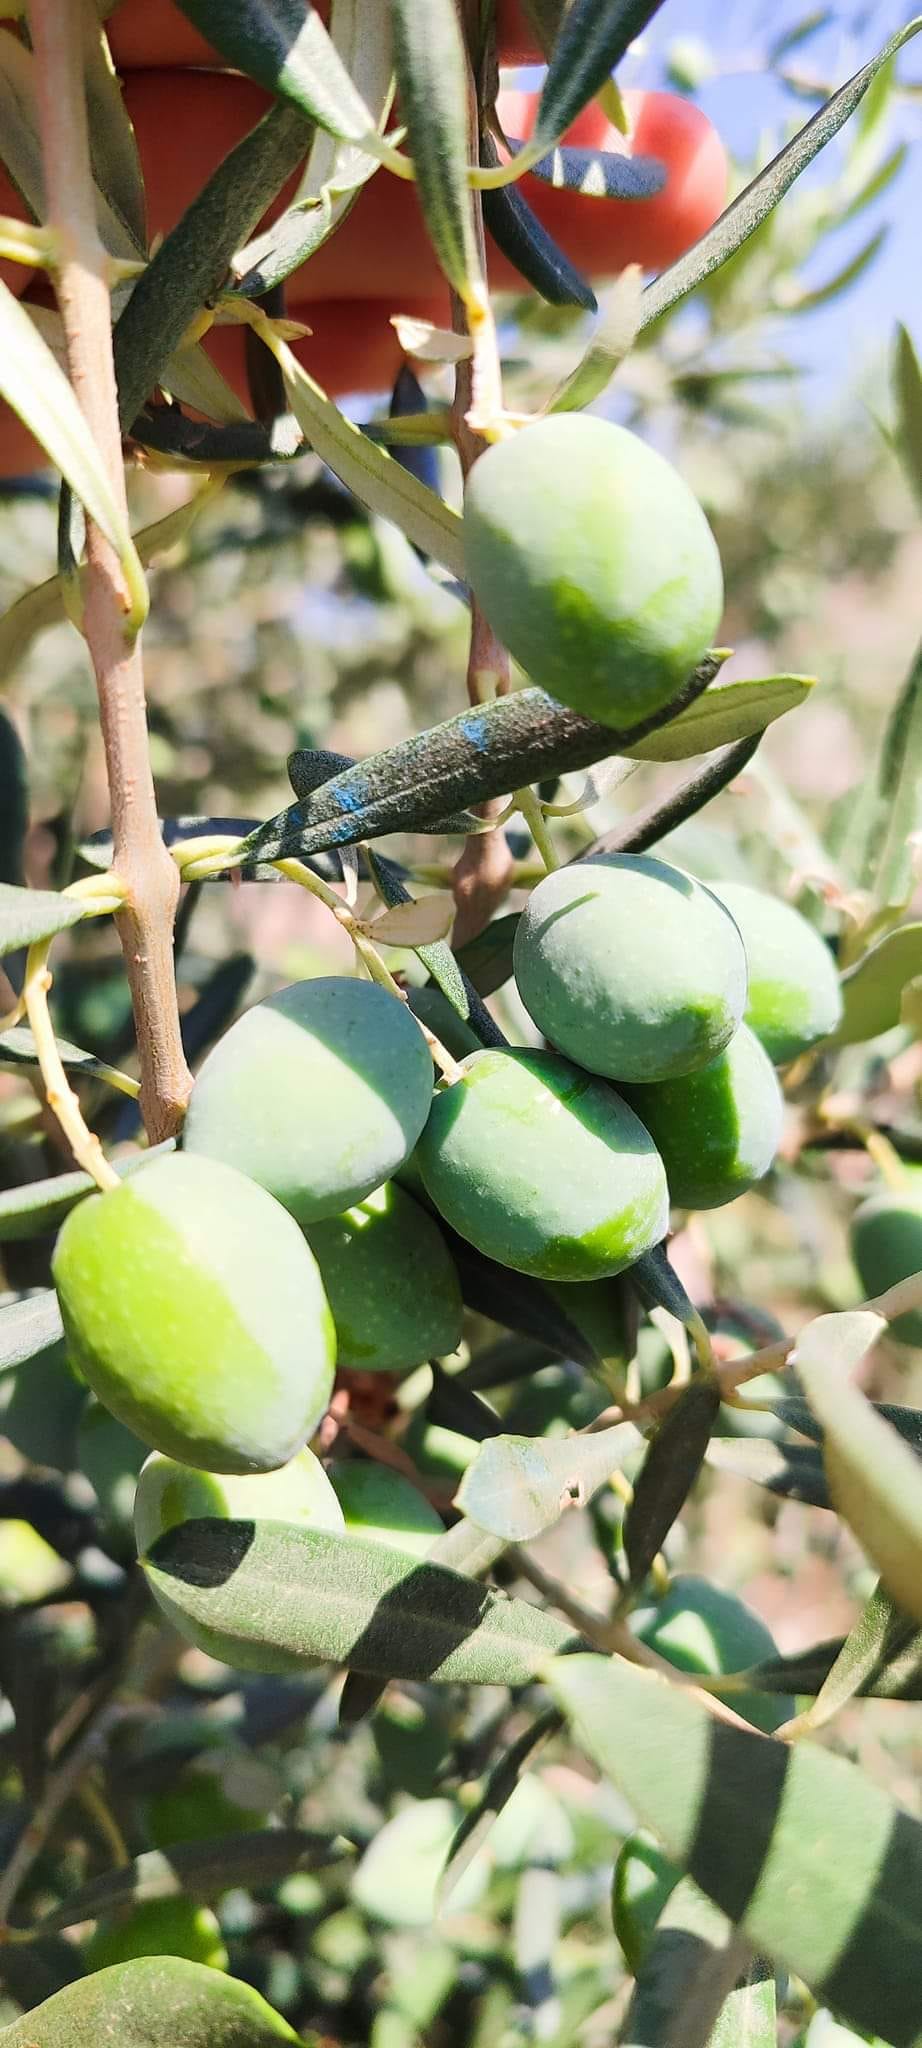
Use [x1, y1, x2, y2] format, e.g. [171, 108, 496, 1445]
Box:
[302, 1182, 462, 1371]
[621, 1025, 783, 1211]
[53, 1153, 335, 1473]
[711, 881, 842, 1064]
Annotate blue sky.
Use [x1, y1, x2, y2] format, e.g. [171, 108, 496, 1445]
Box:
[522, 2, 920, 402]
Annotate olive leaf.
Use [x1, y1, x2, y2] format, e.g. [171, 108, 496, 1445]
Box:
[549, 1652, 922, 2046]
[366, 850, 504, 1049]
[249, 664, 716, 864]
[455, 1422, 640, 1543]
[0, 1142, 172, 1245]
[546, 265, 642, 413]
[727, 1626, 922, 1705]
[480, 130, 597, 310]
[368, 894, 454, 948]
[0, 882, 85, 956]
[622, 1872, 762, 2048]
[33, 1828, 346, 1936]
[142, 1520, 575, 1681]
[797, 1582, 920, 1732]
[704, 1436, 832, 1511]
[439, 1707, 563, 1909]
[640, 17, 922, 335]
[0, 1955, 298, 2046]
[534, 0, 666, 146]
[174, 0, 382, 151]
[836, 922, 922, 1043]
[79, 0, 146, 251]
[796, 1311, 922, 1624]
[390, 0, 482, 304]
[858, 638, 922, 912]
[506, 138, 665, 200]
[771, 1394, 922, 1458]
[0, 1290, 65, 1374]
[620, 674, 815, 764]
[233, 0, 393, 299]
[624, 1381, 721, 1589]
[0, 1025, 138, 1096]
[0, 708, 26, 886]
[893, 323, 922, 512]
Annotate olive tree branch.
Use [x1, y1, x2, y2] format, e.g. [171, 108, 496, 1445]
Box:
[29, 0, 193, 1143]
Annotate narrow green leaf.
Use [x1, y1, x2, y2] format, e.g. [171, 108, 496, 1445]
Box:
[113, 104, 311, 437]
[801, 1582, 918, 1731]
[625, 1382, 721, 1587]
[836, 922, 922, 1043]
[777, 224, 887, 314]
[641, 19, 922, 334]
[796, 1311, 922, 1625]
[390, 0, 482, 302]
[174, 0, 381, 148]
[0, 1142, 172, 1244]
[549, 1652, 922, 2046]
[34, 1829, 344, 1936]
[862, 640, 922, 911]
[536, 1, 666, 146]
[0, 282, 142, 577]
[0, 1955, 298, 2046]
[79, 0, 146, 250]
[440, 1708, 563, 1908]
[893, 323, 922, 510]
[276, 341, 464, 575]
[771, 1394, 922, 1457]
[0, 1024, 139, 1094]
[455, 1421, 640, 1543]
[621, 674, 815, 763]
[546, 264, 643, 413]
[143, 1520, 575, 1681]
[622, 1872, 759, 2048]
[0, 1290, 64, 1374]
[248, 664, 714, 864]
[0, 27, 138, 265]
[708, 1953, 776, 2048]
[446, 1228, 605, 1369]
[735, 1629, 922, 1704]
[232, 0, 393, 298]
[704, 1436, 831, 1510]
[454, 911, 519, 997]
[0, 882, 85, 956]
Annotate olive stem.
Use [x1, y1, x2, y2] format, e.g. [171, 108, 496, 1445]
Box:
[29, 0, 192, 1143]
[516, 785, 561, 872]
[818, 1106, 909, 1192]
[273, 858, 464, 1084]
[23, 938, 119, 1191]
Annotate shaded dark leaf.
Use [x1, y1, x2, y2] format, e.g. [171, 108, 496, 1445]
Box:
[536, 0, 666, 143]
[625, 1380, 721, 1586]
[34, 1828, 347, 1936]
[480, 131, 597, 308]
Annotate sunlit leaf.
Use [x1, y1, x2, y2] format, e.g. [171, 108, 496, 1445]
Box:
[390, 0, 482, 303]
[143, 1519, 574, 1680]
[535, 0, 666, 144]
[836, 922, 922, 1042]
[893, 323, 922, 510]
[0, 1954, 298, 2045]
[0, 1290, 64, 1374]
[796, 1312, 922, 1624]
[621, 674, 814, 763]
[0, 882, 85, 956]
[549, 1652, 922, 2045]
[175, 0, 381, 148]
[799, 1582, 918, 1732]
[455, 1422, 639, 1543]
[80, 0, 146, 250]
[546, 264, 642, 413]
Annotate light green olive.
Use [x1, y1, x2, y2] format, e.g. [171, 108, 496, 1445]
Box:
[711, 881, 842, 1064]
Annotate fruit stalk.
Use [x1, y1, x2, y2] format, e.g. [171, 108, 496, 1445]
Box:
[29, 0, 193, 1144]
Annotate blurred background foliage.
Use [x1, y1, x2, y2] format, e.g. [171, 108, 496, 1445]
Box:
[0, 7, 920, 2044]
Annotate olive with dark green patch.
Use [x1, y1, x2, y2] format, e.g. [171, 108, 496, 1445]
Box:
[417, 1047, 669, 1281]
[712, 881, 842, 1064]
[622, 1025, 782, 1211]
[850, 1184, 922, 1346]
[53, 1153, 335, 1473]
[463, 414, 723, 728]
[514, 853, 747, 1083]
[328, 1459, 444, 1556]
[300, 1182, 463, 1371]
[183, 976, 434, 1222]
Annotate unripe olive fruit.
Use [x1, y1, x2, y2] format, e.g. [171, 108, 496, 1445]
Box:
[850, 1185, 922, 1346]
[327, 1459, 444, 1556]
[622, 1025, 783, 1211]
[134, 1446, 344, 1667]
[514, 854, 747, 1083]
[417, 1048, 669, 1280]
[53, 1153, 335, 1474]
[302, 1182, 462, 1371]
[710, 881, 842, 1064]
[183, 977, 434, 1221]
[82, 1896, 228, 1974]
[463, 415, 723, 728]
[634, 1572, 794, 1731]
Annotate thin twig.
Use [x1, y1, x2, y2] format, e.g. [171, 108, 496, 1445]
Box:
[29, 0, 192, 1143]
[0, 1704, 118, 1927]
[580, 732, 762, 862]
